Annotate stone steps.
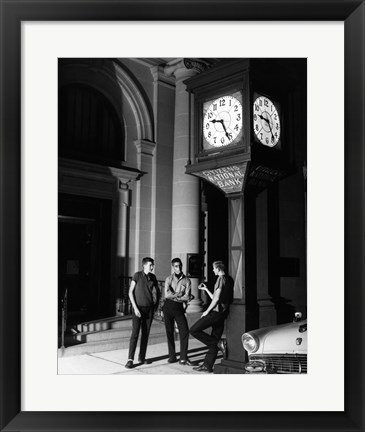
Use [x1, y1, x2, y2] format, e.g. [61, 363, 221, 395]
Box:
[74, 320, 166, 343]
[60, 316, 167, 357]
[74, 314, 163, 333]
[59, 312, 204, 358]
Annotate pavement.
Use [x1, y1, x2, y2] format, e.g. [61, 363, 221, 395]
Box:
[57, 339, 220, 375]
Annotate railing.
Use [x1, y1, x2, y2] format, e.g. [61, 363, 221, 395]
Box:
[60, 288, 68, 350]
[118, 276, 165, 321]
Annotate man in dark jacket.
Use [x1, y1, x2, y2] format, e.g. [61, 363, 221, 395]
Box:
[125, 257, 160, 368]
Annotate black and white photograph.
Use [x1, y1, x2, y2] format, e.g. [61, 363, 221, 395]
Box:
[2, 6, 364, 430]
[57, 57, 307, 375]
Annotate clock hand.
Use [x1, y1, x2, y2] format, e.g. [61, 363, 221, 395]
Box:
[210, 119, 231, 139]
[215, 118, 225, 130]
[266, 121, 275, 140]
[214, 118, 230, 137]
[219, 120, 231, 139]
[259, 114, 275, 140]
[259, 114, 270, 124]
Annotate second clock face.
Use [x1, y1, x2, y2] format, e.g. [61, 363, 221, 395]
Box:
[203, 95, 243, 148]
[253, 96, 281, 147]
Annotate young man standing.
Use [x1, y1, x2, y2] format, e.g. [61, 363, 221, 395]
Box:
[125, 257, 160, 369]
[190, 261, 233, 373]
[163, 258, 193, 365]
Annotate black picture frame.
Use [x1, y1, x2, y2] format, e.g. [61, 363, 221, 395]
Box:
[0, 1, 364, 431]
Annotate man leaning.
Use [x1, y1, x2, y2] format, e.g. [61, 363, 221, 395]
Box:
[190, 260, 233, 373]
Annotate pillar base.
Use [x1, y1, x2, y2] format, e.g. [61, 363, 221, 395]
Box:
[186, 279, 204, 313]
[186, 301, 204, 313]
[185, 312, 202, 329]
[258, 298, 277, 328]
[214, 359, 247, 374]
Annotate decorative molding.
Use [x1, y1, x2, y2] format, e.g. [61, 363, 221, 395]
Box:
[183, 58, 209, 74]
[134, 139, 156, 157]
[59, 158, 143, 199]
[111, 62, 154, 142]
[150, 65, 175, 88]
[118, 181, 130, 191]
[164, 58, 210, 79]
[132, 58, 174, 68]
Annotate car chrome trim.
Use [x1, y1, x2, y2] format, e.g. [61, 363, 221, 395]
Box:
[248, 354, 307, 374]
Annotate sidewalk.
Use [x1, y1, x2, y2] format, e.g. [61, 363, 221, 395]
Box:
[57, 339, 219, 375]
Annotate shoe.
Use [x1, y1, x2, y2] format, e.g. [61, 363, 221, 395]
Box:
[168, 356, 178, 363]
[193, 364, 213, 373]
[138, 358, 152, 364]
[217, 338, 227, 358]
[125, 360, 134, 369]
[179, 359, 193, 366]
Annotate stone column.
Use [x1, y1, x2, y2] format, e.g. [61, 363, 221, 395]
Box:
[164, 59, 207, 313]
[150, 65, 176, 279]
[116, 181, 130, 278]
[111, 171, 143, 316]
[256, 189, 277, 327]
[113, 181, 130, 314]
[133, 139, 157, 270]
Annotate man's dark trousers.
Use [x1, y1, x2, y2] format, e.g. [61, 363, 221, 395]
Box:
[162, 299, 189, 360]
[128, 306, 154, 361]
[190, 310, 228, 370]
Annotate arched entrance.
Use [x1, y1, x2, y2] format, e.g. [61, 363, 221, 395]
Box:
[58, 59, 153, 327]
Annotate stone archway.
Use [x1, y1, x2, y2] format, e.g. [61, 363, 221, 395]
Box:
[58, 59, 154, 146]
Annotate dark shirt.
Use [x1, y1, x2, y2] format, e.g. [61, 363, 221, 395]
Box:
[132, 271, 158, 307]
[214, 274, 233, 312]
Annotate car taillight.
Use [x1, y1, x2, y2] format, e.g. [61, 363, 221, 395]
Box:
[241, 333, 259, 353]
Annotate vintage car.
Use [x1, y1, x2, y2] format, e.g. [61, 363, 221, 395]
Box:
[241, 312, 307, 374]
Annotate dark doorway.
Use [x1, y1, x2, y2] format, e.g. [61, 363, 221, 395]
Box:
[58, 194, 112, 326]
[203, 183, 229, 288]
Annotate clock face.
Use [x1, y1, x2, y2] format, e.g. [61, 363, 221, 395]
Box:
[253, 96, 281, 147]
[203, 95, 243, 148]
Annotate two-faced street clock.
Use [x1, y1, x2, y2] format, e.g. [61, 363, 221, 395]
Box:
[184, 58, 296, 196]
